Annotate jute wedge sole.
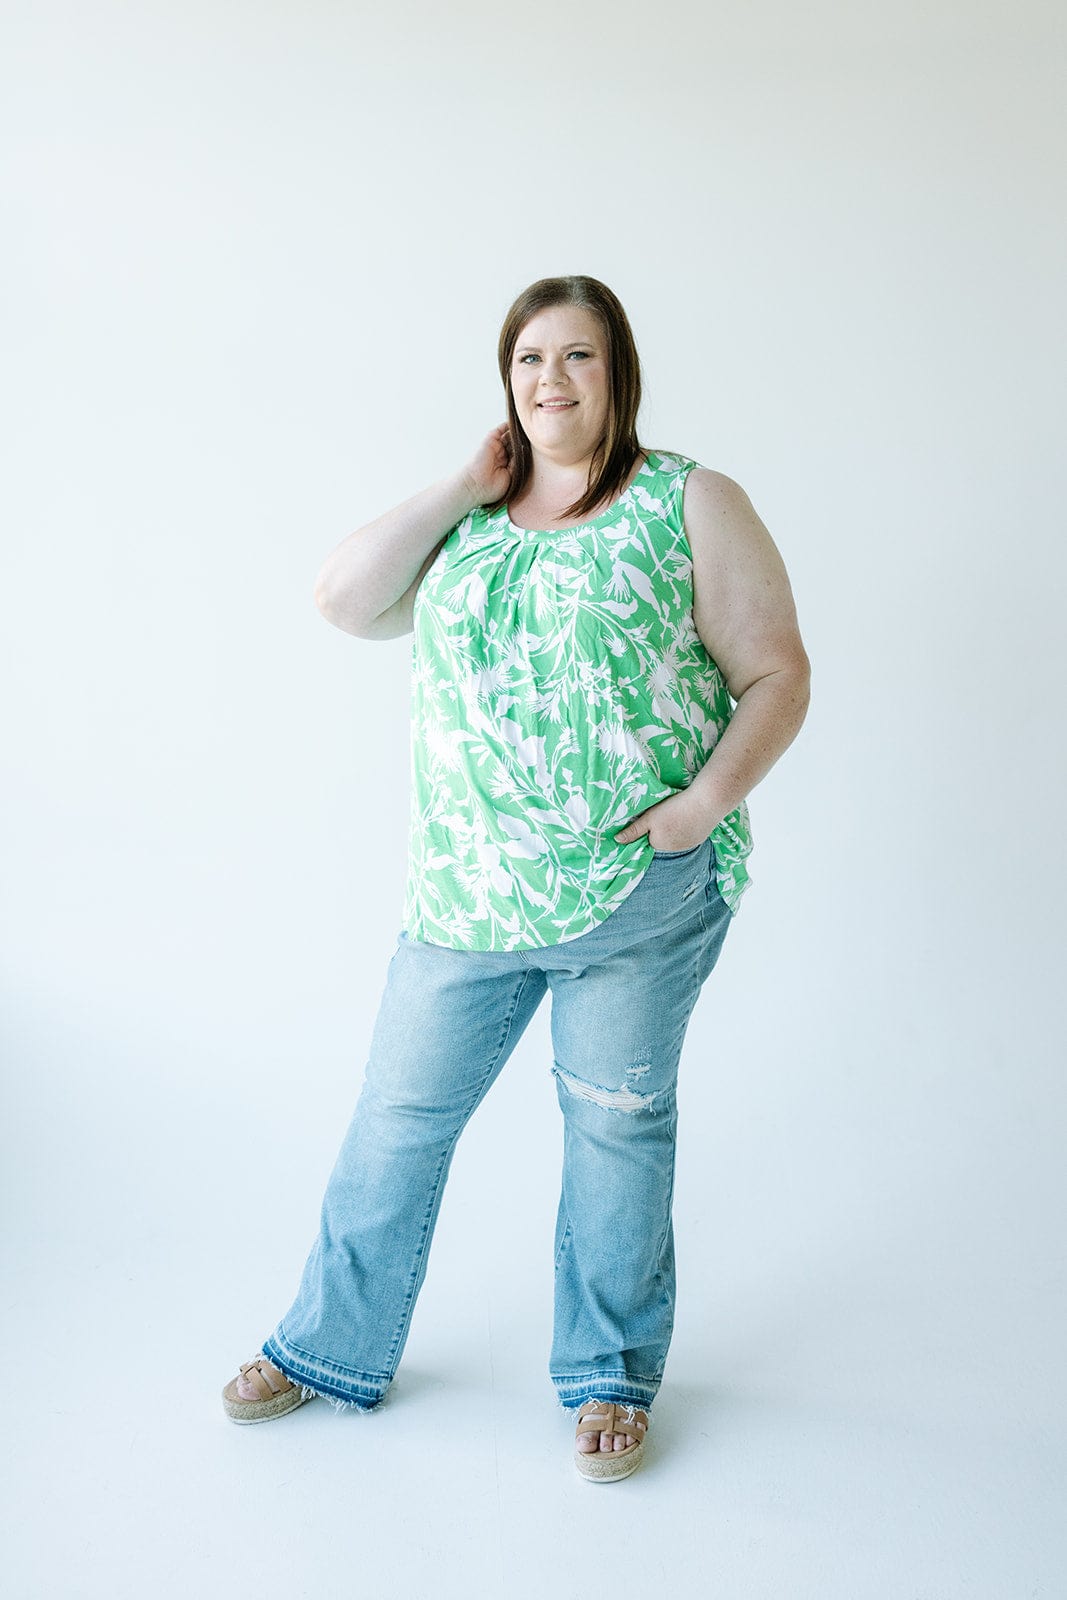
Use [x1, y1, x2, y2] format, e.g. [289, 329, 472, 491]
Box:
[573, 1401, 648, 1482]
[222, 1356, 312, 1424]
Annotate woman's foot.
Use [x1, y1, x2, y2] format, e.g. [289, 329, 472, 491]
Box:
[222, 1355, 312, 1423]
[573, 1400, 649, 1481]
[234, 1359, 287, 1401]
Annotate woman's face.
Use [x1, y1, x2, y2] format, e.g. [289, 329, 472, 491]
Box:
[510, 304, 610, 460]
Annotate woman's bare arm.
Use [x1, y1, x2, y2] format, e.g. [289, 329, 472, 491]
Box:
[312, 471, 478, 639]
[680, 468, 811, 827]
[313, 424, 514, 641]
[616, 467, 811, 848]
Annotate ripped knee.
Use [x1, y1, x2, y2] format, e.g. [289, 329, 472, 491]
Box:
[552, 1060, 668, 1115]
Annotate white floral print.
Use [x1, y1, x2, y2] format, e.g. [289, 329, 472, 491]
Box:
[402, 450, 754, 951]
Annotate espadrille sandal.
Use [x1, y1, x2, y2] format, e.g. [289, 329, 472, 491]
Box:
[222, 1356, 312, 1424]
[573, 1400, 648, 1482]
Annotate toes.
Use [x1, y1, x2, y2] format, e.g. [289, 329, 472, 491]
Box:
[577, 1415, 641, 1456]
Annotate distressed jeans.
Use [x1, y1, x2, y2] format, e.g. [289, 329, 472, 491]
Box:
[262, 837, 733, 1415]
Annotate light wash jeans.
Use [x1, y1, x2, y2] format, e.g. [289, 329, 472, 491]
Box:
[262, 837, 732, 1416]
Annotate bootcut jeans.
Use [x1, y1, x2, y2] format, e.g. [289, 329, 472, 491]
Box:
[262, 836, 733, 1416]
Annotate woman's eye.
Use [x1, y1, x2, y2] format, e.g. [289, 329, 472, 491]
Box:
[517, 350, 592, 364]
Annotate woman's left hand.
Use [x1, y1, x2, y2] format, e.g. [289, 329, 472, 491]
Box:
[613, 793, 710, 852]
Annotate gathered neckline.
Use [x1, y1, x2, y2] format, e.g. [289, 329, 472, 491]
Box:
[503, 449, 659, 538]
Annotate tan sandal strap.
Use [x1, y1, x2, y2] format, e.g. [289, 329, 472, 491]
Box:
[239, 1359, 289, 1400]
[575, 1401, 647, 1439]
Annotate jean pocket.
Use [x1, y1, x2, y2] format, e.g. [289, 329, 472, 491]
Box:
[650, 841, 704, 859]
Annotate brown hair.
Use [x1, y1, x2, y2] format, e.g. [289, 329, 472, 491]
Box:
[488, 274, 647, 522]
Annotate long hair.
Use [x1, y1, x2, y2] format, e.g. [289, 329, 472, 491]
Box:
[488, 275, 646, 522]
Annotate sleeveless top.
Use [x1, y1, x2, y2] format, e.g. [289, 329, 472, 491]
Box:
[401, 448, 754, 952]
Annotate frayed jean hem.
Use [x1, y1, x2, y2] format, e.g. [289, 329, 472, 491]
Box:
[553, 1377, 658, 1415]
[261, 1334, 390, 1414]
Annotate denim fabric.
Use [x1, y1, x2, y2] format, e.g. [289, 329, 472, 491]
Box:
[262, 836, 732, 1415]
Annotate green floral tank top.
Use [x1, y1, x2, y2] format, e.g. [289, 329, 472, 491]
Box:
[402, 448, 754, 951]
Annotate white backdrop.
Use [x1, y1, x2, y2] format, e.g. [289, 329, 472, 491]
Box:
[3, 2, 1064, 1596]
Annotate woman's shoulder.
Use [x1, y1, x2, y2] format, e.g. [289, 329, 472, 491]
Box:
[643, 450, 751, 517]
[645, 447, 742, 491]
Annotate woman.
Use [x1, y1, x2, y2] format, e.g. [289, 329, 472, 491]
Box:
[222, 275, 811, 1482]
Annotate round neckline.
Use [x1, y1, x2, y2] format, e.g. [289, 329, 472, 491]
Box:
[504, 449, 657, 537]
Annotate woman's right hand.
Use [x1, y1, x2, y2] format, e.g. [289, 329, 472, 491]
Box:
[461, 423, 514, 507]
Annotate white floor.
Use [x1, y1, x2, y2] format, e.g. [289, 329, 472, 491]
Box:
[6, 997, 1064, 1599]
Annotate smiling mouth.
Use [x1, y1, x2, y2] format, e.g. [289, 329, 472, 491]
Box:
[538, 400, 578, 409]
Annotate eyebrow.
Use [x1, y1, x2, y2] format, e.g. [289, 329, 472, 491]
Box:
[515, 340, 595, 353]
